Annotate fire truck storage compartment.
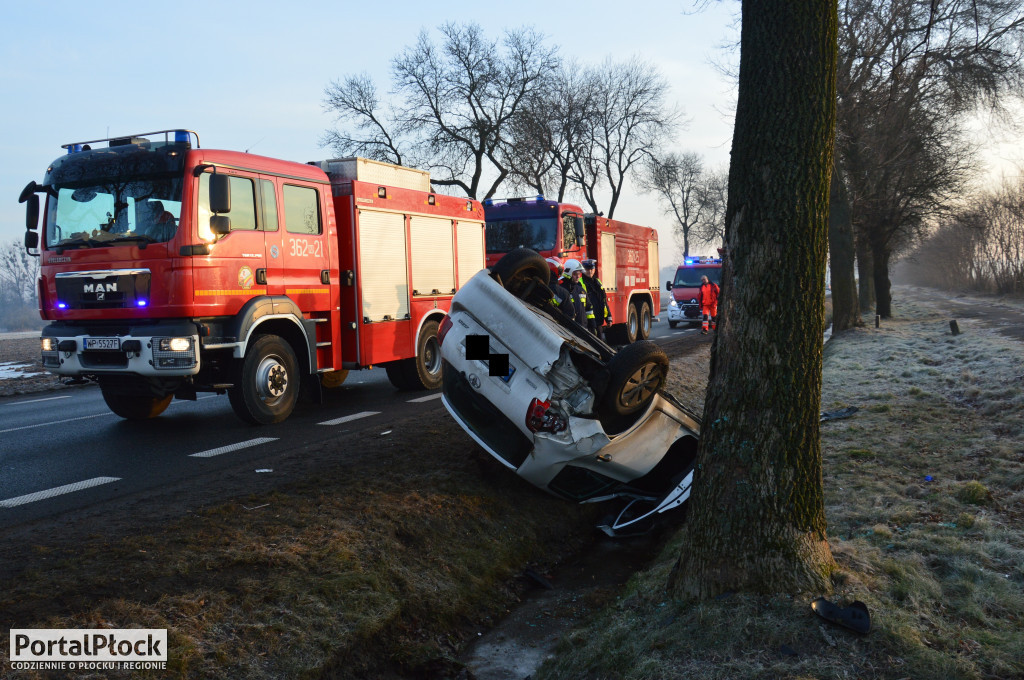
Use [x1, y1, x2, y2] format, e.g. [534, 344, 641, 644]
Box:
[410, 216, 456, 296]
[317, 157, 430, 192]
[357, 210, 409, 323]
[456, 221, 485, 287]
[601, 233, 617, 291]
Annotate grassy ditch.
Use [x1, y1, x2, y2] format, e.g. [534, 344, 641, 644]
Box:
[0, 410, 602, 679]
[537, 292, 1024, 679]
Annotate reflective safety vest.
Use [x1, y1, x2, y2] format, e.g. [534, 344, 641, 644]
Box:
[579, 279, 596, 319]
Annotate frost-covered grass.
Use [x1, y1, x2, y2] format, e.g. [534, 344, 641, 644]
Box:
[538, 289, 1024, 680]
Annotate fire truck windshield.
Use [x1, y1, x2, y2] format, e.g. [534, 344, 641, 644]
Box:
[485, 217, 557, 254]
[43, 145, 185, 249]
[674, 266, 721, 288]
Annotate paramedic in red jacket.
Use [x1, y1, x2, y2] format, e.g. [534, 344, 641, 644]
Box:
[698, 275, 720, 334]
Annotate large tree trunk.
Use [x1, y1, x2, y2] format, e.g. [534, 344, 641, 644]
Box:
[872, 240, 893, 318]
[671, 0, 837, 599]
[828, 163, 862, 332]
[856, 233, 875, 310]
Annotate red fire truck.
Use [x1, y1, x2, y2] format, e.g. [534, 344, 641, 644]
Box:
[482, 197, 660, 344]
[20, 129, 485, 424]
[664, 254, 723, 328]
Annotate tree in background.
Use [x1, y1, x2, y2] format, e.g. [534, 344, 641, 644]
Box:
[641, 152, 727, 256]
[0, 241, 41, 331]
[572, 57, 680, 217]
[671, 0, 838, 596]
[323, 23, 558, 199]
[831, 0, 1024, 321]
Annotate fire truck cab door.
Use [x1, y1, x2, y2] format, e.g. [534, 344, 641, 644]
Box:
[263, 180, 330, 314]
[193, 171, 268, 313]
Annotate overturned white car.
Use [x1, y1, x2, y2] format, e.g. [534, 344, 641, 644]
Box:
[439, 249, 701, 536]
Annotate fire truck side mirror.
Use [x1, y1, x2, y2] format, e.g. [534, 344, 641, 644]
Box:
[210, 215, 232, 235]
[574, 217, 585, 247]
[209, 174, 231, 214]
[25, 194, 39, 232]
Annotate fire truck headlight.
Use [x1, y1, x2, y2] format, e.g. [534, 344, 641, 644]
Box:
[160, 337, 192, 352]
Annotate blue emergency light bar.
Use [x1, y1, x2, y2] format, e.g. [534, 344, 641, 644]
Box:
[61, 129, 200, 153]
[483, 195, 548, 207]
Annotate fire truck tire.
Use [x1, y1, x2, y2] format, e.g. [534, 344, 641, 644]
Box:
[625, 302, 639, 343]
[639, 301, 652, 340]
[229, 334, 299, 424]
[101, 389, 173, 420]
[600, 340, 668, 418]
[385, 320, 443, 390]
[490, 248, 550, 304]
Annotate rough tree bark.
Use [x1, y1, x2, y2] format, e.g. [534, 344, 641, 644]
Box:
[828, 164, 862, 331]
[855, 235, 875, 311]
[671, 0, 838, 598]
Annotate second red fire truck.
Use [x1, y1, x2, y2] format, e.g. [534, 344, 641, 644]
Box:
[481, 196, 660, 344]
[21, 129, 485, 424]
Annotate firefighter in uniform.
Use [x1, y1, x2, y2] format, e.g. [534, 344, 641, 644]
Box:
[558, 259, 588, 325]
[545, 257, 571, 312]
[698, 274, 720, 334]
[582, 259, 611, 339]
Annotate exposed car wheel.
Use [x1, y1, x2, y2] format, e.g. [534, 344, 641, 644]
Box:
[625, 302, 639, 343]
[101, 388, 172, 420]
[490, 248, 550, 305]
[639, 301, 652, 340]
[386, 319, 443, 390]
[668, 320, 678, 329]
[229, 334, 299, 424]
[600, 340, 669, 418]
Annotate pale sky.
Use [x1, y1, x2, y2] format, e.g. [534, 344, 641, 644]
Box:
[2, 0, 1019, 268]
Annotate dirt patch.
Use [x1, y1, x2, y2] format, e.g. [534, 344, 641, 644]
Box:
[0, 335, 66, 397]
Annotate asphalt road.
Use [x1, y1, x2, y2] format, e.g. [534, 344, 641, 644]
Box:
[0, 315, 691, 528]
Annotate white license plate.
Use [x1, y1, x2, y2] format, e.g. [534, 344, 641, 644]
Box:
[84, 337, 120, 351]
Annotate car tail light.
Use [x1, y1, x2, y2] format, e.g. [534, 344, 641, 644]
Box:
[437, 314, 454, 346]
[525, 398, 568, 434]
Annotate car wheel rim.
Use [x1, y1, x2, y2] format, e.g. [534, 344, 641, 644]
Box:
[256, 354, 288, 402]
[620, 363, 661, 408]
[423, 336, 441, 376]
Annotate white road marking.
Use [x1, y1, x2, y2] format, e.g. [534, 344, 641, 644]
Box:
[3, 395, 72, 406]
[318, 410, 380, 426]
[1, 476, 121, 508]
[0, 393, 220, 434]
[0, 412, 113, 434]
[189, 437, 279, 458]
[407, 393, 443, 403]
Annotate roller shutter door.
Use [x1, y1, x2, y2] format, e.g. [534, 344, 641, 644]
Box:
[601, 233, 617, 290]
[358, 210, 408, 322]
[410, 216, 455, 295]
[456, 220, 485, 287]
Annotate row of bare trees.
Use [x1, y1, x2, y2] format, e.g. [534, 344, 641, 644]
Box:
[0, 240, 41, 331]
[322, 23, 681, 220]
[899, 178, 1024, 293]
[829, 0, 1024, 329]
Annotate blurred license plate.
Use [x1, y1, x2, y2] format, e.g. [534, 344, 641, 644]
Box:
[84, 337, 120, 350]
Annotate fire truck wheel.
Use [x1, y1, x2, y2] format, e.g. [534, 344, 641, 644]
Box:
[229, 334, 299, 424]
[490, 248, 550, 304]
[600, 340, 668, 418]
[101, 389, 173, 420]
[385, 320, 443, 390]
[639, 301, 652, 340]
[626, 302, 639, 343]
